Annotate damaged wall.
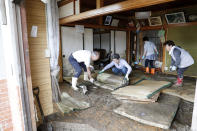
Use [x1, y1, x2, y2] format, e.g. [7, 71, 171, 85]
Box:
[165, 25, 197, 77]
[26, 0, 53, 116]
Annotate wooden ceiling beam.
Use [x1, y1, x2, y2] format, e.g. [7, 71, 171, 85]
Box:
[59, 0, 175, 25]
[62, 23, 133, 31]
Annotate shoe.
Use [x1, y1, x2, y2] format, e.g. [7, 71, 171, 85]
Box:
[72, 77, 79, 91]
[173, 78, 183, 87]
[145, 67, 149, 73]
[84, 72, 89, 81]
[150, 68, 155, 75]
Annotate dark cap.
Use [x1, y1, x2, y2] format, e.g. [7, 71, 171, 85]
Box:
[112, 53, 120, 59]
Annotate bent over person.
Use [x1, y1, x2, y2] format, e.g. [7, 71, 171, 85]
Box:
[99, 53, 132, 81]
[164, 40, 194, 87]
[69, 50, 100, 91]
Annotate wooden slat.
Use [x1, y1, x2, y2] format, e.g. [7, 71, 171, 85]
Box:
[60, 0, 175, 24]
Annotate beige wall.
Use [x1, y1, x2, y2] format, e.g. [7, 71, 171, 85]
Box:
[166, 25, 197, 77]
[26, 0, 53, 116]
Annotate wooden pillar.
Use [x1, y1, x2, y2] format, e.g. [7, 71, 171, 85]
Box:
[96, 0, 103, 8]
[162, 28, 168, 72]
[191, 80, 197, 131]
[58, 26, 63, 82]
[126, 30, 131, 64]
[20, 2, 36, 131]
[73, 0, 76, 15]
[96, 0, 104, 25]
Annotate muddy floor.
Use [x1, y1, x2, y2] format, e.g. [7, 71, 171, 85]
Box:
[47, 70, 195, 131]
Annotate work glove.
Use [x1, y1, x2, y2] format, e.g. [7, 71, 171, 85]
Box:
[98, 70, 104, 74]
[134, 61, 138, 65]
[170, 66, 177, 72]
[89, 78, 95, 83]
[142, 56, 145, 59]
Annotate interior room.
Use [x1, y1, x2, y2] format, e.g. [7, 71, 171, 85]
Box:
[0, 0, 197, 131]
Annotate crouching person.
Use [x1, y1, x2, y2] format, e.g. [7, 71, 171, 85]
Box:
[99, 53, 132, 81]
[164, 40, 194, 87]
[69, 50, 100, 91]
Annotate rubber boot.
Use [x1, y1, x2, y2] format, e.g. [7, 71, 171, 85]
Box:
[145, 67, 149, 74]
[84, 72, 89, 81]
[173, 78, 183, 87]
[150, 68, 155, 75]
[72, 77, 79, 91]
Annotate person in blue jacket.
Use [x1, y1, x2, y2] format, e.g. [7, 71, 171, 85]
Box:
[164, 40, 194, 87]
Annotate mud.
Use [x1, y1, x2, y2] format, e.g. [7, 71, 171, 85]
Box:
[47, 71, 195, 131]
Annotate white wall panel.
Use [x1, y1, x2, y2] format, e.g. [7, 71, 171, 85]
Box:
[59, 2, 73, 18]
[84, 28, 93, 51]
[93, 34, 100, 49]
[61, 27, 83, 76]
[61, 27, 93, 76]
[59, 0, 80, 18]
[115, 31, 126, 58]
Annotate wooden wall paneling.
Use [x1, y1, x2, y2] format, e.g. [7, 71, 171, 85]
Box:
[26, 0, 53, 117]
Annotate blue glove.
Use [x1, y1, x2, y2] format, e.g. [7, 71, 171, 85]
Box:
[134, 61, 138, 65]
[142, 56, 145, 59]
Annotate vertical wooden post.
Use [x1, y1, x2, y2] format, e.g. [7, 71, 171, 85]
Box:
[96, 0, 104, 25]
[73, 0, 76, 15]
[191, 79, 197, 131]
[162, 28, 168, 72]
[126, 30, 131, 64]
[20, 2, 36, 131]
[58, 26, 63, 82]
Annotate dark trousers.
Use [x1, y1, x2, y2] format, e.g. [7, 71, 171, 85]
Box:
[69, 54, 87, 78]
[112, 66, 128, 76]
[177, 67, 188, 79]
[145, 59, 154, 68]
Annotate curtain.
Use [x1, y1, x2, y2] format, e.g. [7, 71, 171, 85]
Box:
[46, 0, 61, 102]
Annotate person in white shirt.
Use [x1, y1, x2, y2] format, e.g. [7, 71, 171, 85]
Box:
[142, 36, 158, 74]
[99, 53, 132, 81]
[69, 50, 100, 91]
